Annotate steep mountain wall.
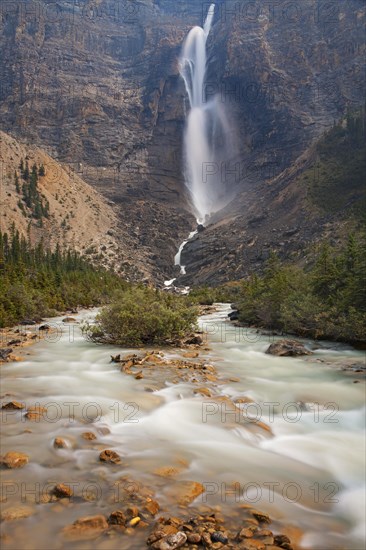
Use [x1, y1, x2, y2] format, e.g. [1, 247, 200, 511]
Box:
[0, 0, 365, 283]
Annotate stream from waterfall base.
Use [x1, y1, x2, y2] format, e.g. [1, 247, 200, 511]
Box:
[0, 305, 365, 550]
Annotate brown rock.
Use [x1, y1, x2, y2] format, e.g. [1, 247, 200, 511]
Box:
[99, 449, 122, 464]
[0, 451, 29, 469]
[194, 388, 212, 397]
[250, 510, 271, 524]
[1, 401, 25, 410]
[174, 481, 205, 505]
[239, 526, 257, 539]
[125, 506, 139, 519]
[187, 532, 202, 543]
[53, 483, 73, 498]
[273, 534, 293, 549]
[81, 432, 97, 441]
[154, 466, 183, 478]
[25, 405, 47, 421]
[108, 510, 126, 525]
[62, 317, 77, 323]
[184, 335, 203, 345]
[265, 340, 312, 357]
[145, 498, 160, 515]
[151, 531, 187, 549]
[0, 506, 34, 521]
[183, 351, 199, 358]
[54, 437, 68, 449]
[63, 515, 108, 540]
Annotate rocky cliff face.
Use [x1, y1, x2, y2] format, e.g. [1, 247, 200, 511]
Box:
[0, 130, 155, 281]
[0, 0, 365, 284]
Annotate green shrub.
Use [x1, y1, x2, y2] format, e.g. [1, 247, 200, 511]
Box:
[86, 287, 198, 346]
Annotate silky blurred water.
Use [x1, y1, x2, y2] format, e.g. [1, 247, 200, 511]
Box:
[0, 306, 365, 549]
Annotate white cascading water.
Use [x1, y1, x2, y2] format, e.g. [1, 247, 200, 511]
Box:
[164, 3, 237, 285]
[180, 3, 236, 224]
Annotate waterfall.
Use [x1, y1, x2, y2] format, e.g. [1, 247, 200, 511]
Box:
[179, 3, 236, 224]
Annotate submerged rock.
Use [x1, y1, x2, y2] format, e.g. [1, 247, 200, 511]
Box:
[81, 431, 97, 440]
[265, 340, 312, 357]
[0, 506, 34, 521]
[62, 515, 108, 540]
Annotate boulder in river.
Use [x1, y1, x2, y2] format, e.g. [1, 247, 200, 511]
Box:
[265, 340, 313, 357]
[0, 451, 29, 469]
[1, 401, 25, 410]
[53, 437, 68, 449]
[99, 449, 122, 464]
[184, 335, 203, 345]
[228, 310, 239, 321]
[53, 483, 73, 498]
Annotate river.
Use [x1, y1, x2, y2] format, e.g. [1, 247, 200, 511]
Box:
[0, 305, 365, 549]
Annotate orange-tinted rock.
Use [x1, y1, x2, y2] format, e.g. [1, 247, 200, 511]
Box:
[145, 498, 160, 516]
[63, 515, 108, 540]
[1, 506, 34, 521]
[81, 432, 97, 440]
[1, 451, 29, 469]
[53, 437, 68, 449]
[174, 481, 205, 505]
[25, 405, 47, 421]
[1, 401, 25, 410]
[99, 449, 122, 464]
[154, 466, 184, 478]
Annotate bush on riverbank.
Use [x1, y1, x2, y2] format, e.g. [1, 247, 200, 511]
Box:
[86, 287, 198, 346]
[235, 234, 366, 344]
[0, 228, 128, 327]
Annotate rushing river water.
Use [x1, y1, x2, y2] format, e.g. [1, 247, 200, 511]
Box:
[0, 305, 365, 550]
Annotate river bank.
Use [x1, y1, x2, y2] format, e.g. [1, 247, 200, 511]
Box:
[0, 305, 365, 549]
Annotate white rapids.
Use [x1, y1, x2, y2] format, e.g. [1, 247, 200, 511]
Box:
[0, 305, 365, 550]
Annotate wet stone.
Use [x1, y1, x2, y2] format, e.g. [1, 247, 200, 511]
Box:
[99, 449, 122, 464]
[273, 534, 293, 549]
[0, 451, 29, 469]
[211, 530, 229, 543]
[1, 401, 25, 410]
[54, 437, 68, 449]
[62, 514, 109, 540]
[108, 510, 126, 525]
[1, 506, 34, 521]
[53, 483, 73, 498]
[81, 431, 97, 440]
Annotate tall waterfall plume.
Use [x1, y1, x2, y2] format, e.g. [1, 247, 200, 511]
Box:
[179, 3, 236, 224]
